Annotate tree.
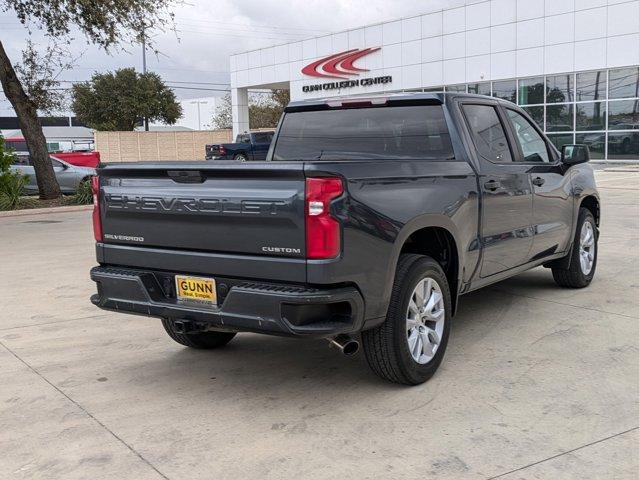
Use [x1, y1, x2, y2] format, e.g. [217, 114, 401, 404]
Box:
[14, 40, 74, 113]
[249, 89, 289, 129]
[71, 68, 182, 131]
[0, 0, 176, 199]
[211, 89, 290, 131]
[211, 93, 232, 129]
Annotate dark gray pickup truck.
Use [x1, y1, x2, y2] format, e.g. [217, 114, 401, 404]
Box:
[90, 93, 600, 385]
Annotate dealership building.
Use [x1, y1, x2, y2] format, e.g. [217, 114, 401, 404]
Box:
[230, 0, 639, 161]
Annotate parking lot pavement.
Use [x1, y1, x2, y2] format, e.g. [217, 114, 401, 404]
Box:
[1, 168, 638, 480]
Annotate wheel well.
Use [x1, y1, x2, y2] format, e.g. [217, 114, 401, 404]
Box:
[580, 196, 600, 227]
[400, 227, 459, 314]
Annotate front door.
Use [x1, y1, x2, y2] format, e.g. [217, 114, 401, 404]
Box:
[461, 103, 534, 277]
[504, 108, 574, 259]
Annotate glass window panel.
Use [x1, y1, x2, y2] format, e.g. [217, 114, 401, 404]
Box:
[518, 77, 544, 105]
[608, 99, 639, 130]
[468, 82, 491, 95]
[575, 133, 605, 159]
[462, 104, 513, 163]
[547, 134, 574, 151]
[608, 131, 639, 159]
[522, 106, 544, 129]
[506, 109, 550, 163]
[609, 67, 639, 99]
[546, 74, 574, 103]
[492, 80, 516, 102]
[445, 84, 467, 93]
[546, 104, 574, 132]
[576, 70, 606, 101]
[272, 106, 454, 161]
[424, 87, 443, 92]
[576, 102, 606, 131]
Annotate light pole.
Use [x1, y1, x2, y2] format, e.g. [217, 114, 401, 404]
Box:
[190, 100, 208, 130]
[141, 23, 149, 131]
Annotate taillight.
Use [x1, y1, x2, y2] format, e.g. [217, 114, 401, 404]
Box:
[305, 177, 344, 259]
[219, 145, 227, 156]
[91, 176, 102, 242]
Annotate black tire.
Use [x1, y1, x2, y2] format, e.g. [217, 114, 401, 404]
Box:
[161, 318, 236, 349]
[233, 153, 247, 162]
[362, 254, 452, 385]
[552, 208, 598, 288]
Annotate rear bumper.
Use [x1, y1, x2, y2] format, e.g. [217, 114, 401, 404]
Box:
[90, 266, 365, 337]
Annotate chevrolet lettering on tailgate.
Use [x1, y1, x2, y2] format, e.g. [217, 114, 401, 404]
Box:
[105, 194, 286, 215]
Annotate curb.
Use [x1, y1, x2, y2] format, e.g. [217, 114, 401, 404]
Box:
[0, 204, 93, 218]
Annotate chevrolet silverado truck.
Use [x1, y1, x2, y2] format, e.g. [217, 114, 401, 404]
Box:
[205, 131, 274, 161]
[89, 93, 600, 385]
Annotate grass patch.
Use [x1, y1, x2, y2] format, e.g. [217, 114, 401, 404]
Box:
[5, 195, 85, 211]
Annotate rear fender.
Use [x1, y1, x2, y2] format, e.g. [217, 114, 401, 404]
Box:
[384, 215, 464, 310]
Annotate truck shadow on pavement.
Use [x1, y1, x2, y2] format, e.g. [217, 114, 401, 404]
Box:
[147, 269, 555, 391]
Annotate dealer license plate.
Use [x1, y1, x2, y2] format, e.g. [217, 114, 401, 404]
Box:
[175, 275, 217, 306]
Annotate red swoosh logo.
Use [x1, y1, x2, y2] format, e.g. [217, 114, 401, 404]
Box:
[301, 48, 380, 79]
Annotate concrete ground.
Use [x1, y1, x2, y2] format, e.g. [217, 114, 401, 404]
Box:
[1, 168, 638, 480]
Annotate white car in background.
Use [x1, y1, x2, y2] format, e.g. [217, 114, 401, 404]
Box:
[11, 155, 95, 194]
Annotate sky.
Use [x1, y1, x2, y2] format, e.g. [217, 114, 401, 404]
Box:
[0, 0, 453, 109]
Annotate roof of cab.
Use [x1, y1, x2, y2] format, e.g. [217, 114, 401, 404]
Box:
[285, 91, 514, 110]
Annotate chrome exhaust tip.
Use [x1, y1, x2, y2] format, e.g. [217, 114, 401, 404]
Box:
[328, 335, 360, 356]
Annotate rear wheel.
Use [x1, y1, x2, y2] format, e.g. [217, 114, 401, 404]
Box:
[552, 208, 598, 288]
[161, 318, 236, 349]
[362, 254, 452, 385]
[233, 153, 248, 162]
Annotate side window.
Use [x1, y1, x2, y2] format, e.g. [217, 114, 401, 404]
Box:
[50, 159, 64, 169]
[462, 104, 513, 163]
[506, 109, 550, 163]
[253, 133, 273, 144]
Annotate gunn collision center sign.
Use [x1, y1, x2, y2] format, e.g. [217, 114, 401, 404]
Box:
[301, 47, 392, 93]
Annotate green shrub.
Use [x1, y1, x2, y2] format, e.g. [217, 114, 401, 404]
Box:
[74, 177, 93, 205]
[0, 135, 28, 210]
[0, 171, 28, 210]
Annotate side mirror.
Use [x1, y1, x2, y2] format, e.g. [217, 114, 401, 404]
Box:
[561, 144, 590, 165]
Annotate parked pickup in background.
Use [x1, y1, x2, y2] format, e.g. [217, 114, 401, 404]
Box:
[90, 93, 600, 385]
[205, 131, 274, 161]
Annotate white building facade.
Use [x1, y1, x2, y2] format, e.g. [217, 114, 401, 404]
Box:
[230, 0, 639, 161]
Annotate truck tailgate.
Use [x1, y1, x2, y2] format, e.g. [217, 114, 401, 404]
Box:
[98, 162, 306, 258]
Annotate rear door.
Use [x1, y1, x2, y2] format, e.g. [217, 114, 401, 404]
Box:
[11, 156, 37, 193]
[504, 108, 574, 259]
[460, 102, 534, 277]
[250, 132, 273, 160]
[98, 163, 306, 258]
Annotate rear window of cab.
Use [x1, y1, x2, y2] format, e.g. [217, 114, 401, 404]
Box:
[271, 105, 454, 161]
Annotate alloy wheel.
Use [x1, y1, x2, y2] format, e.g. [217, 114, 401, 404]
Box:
[579, 220, 595, 275]
[406, 277, 446, 364]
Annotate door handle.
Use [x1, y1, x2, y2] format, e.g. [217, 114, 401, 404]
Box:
[532, 177, 545, 187]
[484, 179, 501, 191]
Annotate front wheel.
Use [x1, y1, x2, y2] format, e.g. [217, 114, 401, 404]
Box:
[552, 208, 598, 288]
[161, 318, 236, 349]
[362, 254, 452, 385]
